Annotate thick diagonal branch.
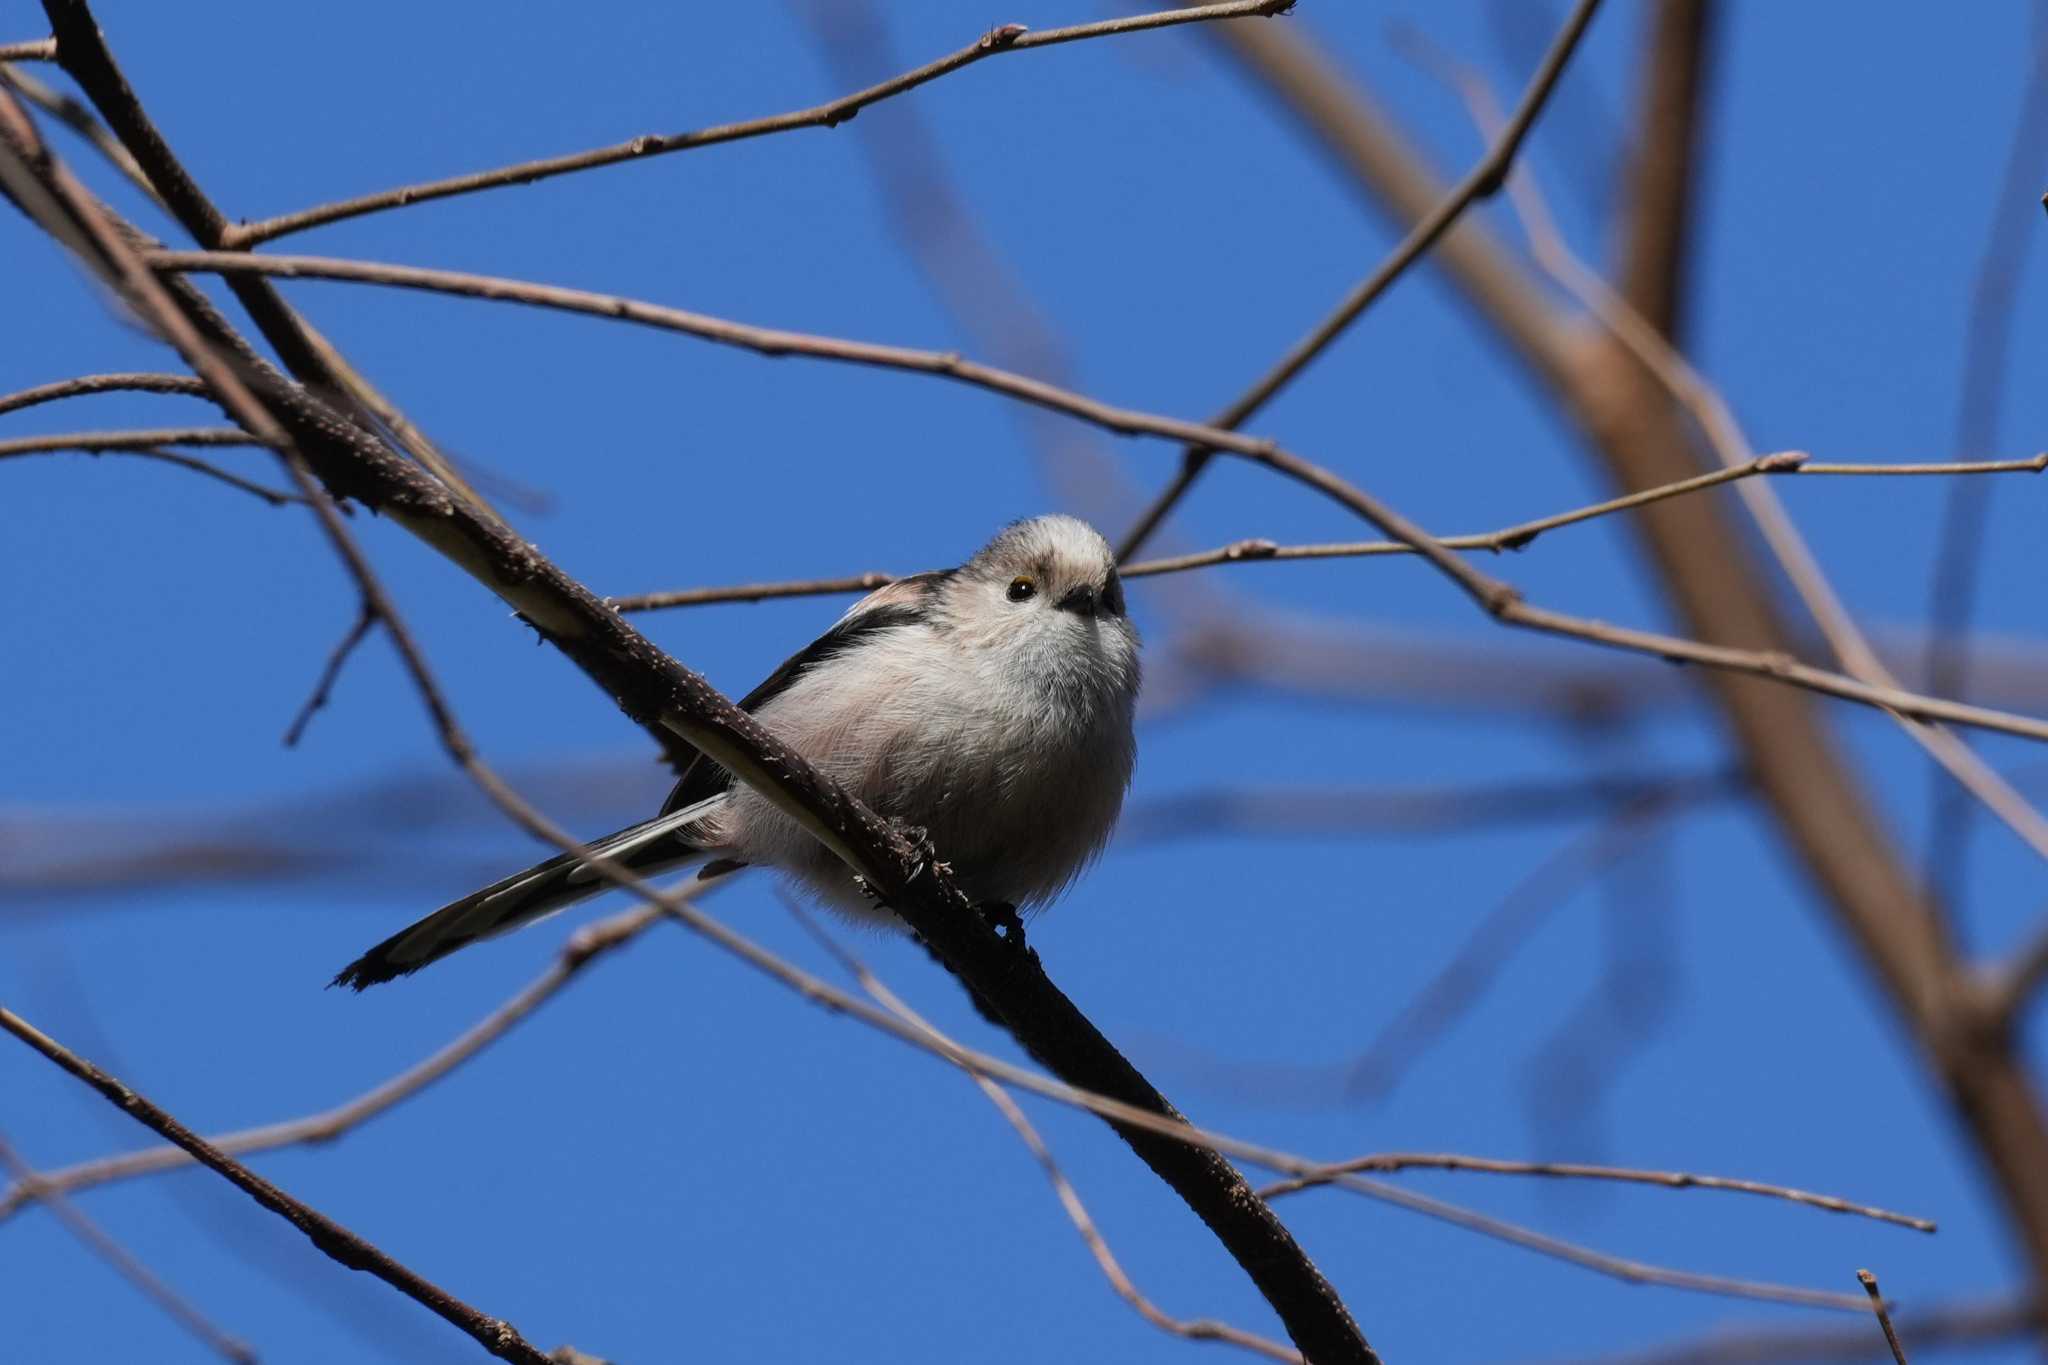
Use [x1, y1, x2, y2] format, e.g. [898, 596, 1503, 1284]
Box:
[8, 26, 1375, 1359]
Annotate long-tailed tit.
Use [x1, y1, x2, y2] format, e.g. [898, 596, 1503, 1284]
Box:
[335, 515, 1141, 989]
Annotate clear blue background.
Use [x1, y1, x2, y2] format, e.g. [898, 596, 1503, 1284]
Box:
[5, 2, 2046, 1361]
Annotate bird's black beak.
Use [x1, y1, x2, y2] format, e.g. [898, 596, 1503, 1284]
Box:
[1056, 584, 1098, 616]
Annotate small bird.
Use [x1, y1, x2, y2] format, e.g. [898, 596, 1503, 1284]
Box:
[334, 515, 1141, 989]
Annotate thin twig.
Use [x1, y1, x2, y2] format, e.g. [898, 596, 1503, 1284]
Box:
[1801, 455, 2048, 476]
[1922, 18, 2048, 921]
[0, 906, 659, 1221]
[283, 604, 377, 746]
[1117, 453, 2048, 567]
[0, 371, 208, 416]
[1425, 38, 2048, 871]
[608, 453, 2042, 610]
[793, 0, 1147, 541]
[0, 1007, 554, 1365]
[18, 13, 494, 523]
[0, 426, 268, 457]
[1322, 1175, 1872, 1313]
[0, 857, 1910, 1325]
[143, 248, 2048, 745]
[0, 1130, 257, 1364]
[0, 62, 162, 204]
[1113, 0, 1605, 561]
[789, 900, 1302, 1364]
[607, 571, 895, 612]
[1259, 1153, 1933, 1232]
[360, 785, 1892, 1321]
[1200, 0, 2048, 1293]
[216, 0, 1294, 247]
[1, 443, 306, 505]
[37, 0, 493, 537]
[957, 1061, 1305, 1362]
[0, 102, 585, 1365]
[642, 897, 1881, 1316]
[0, 100, 463, 823]
[0, 37, 56, 62]
[1858, 1270, 1911, 1364]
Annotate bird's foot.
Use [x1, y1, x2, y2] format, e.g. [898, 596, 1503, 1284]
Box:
[885, 816, 938, 883]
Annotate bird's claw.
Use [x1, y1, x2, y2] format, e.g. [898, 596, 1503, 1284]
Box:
[886, 816, 937, 883]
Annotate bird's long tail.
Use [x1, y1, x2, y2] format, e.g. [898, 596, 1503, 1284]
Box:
[332, 795, 731, 990]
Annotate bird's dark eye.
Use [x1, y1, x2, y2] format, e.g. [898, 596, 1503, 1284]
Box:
[1007, 576, 1036, 602]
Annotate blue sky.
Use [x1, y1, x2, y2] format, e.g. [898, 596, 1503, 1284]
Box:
[5, 2, 2047, 1361]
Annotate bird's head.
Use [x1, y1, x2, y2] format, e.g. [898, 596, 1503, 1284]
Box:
[948, 515, 1139, 692]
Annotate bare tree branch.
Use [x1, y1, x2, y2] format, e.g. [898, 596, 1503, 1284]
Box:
[791, 0, 1153, 542]
[29, 866, 1887, 1327]
[1196, 0, 2048, 1289]
[8, 3, 2015, 1350]
[145, 247, 2048, 746]
[0, 426, 269, 456]
[6, 52, 498, 516]
[608, 571, 896, 613]
[611, 452, 2046, 611]
[1856, 1270, 1911, 1364]
[1258, 1153, 1932, 1233]
[282, 604, 377, 747]
[0, 371, 207, 415]
[1408, 31, 2048, 881]
[1284, 1169, 1873, 1314]
[0, 38, 55, 63]
[1115, 0, 1605, 560]
[0, 1007, 557, 1365]
[210, 0, 1296, 247]
[0, 1129, 257, 1364]
[35, 0, 500, 531]
[0, 906, 658, 1221]
[791, 901, 1304, 1365]
[702, 902, 1884, 1316]
[1922, 15, 2048, 920]
[0, 62, 160, 204]
[3, 67, 1380, 1363]
[0, 417, 306, 507]
[0, 441, 305, 504]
